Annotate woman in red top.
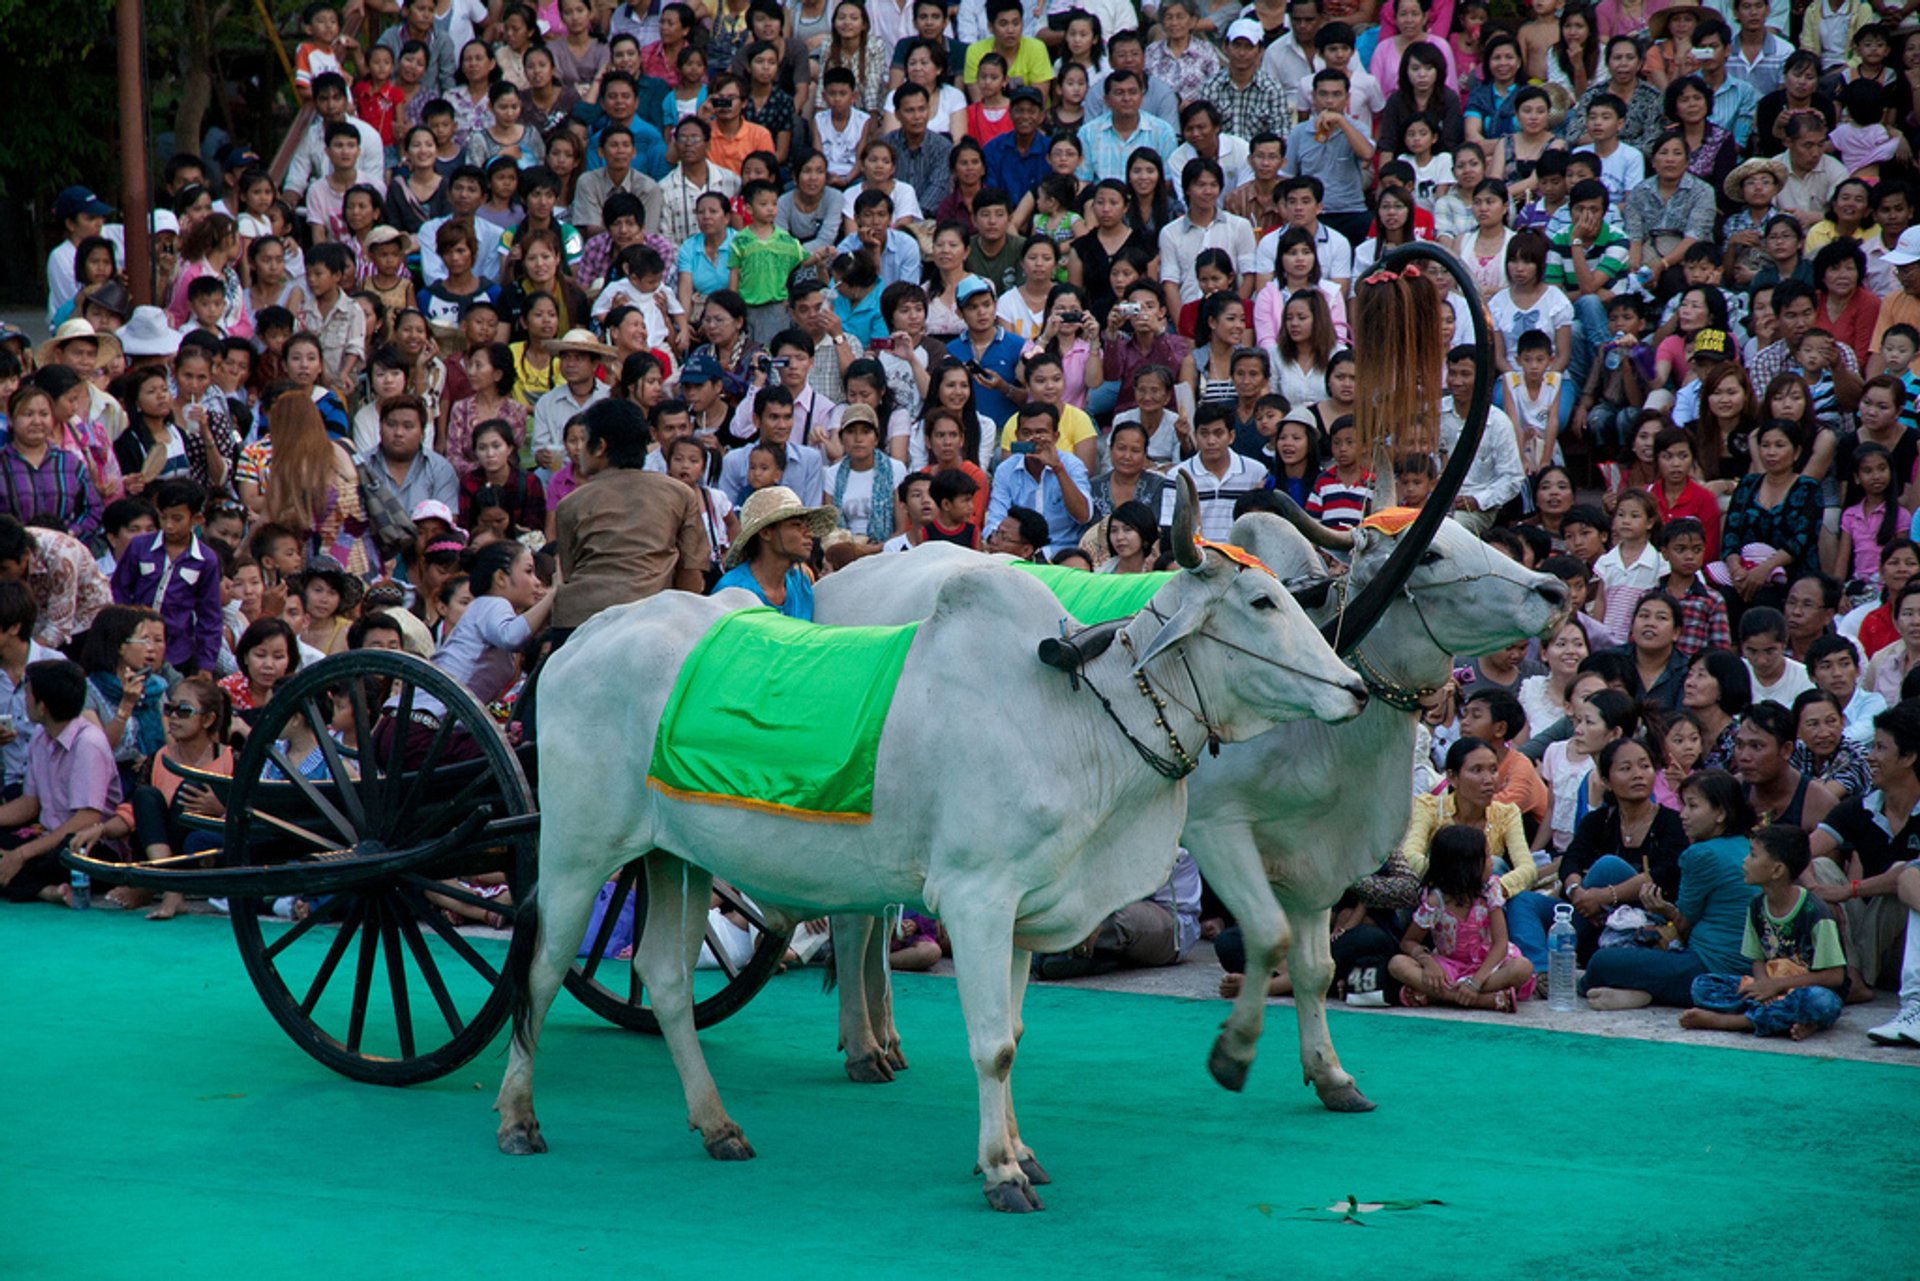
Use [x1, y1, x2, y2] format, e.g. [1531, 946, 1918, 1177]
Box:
[1647, 427, 1724, 563]
[1815, 238, 1881, 370]
[1857, 540, 1920, 660]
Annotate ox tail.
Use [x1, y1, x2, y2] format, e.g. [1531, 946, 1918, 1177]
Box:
[821, 915, 839, 993]
[504, 883, 540, 1055]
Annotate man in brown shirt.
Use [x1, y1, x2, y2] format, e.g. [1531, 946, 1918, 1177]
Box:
[552, 400, 710, 635]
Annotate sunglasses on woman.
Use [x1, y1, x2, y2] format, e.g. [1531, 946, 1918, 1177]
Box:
[162, 702, 202, 718]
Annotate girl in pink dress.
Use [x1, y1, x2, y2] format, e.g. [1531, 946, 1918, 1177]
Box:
[1390, 824, 1537, 1011]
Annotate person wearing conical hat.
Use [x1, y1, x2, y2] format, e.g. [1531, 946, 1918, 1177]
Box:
[710, 484, 837, 620]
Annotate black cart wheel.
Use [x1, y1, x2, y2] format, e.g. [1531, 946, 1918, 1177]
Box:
[563, 867, 790, 1032]
[224, 651, 537, 1086]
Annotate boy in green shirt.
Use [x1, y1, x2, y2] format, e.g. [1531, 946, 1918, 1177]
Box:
[729, 179, 808, 345]
[1681, 825, 1848, 1040]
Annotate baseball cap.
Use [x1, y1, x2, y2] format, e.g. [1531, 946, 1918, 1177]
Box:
[54, 185, 113, 220]
[1688, 328, 1731, 361]
[680, 352, 724, 384]
[955, 274, 996, 304]
[1882, 226, 1920, 267]
[1008, 85, 1045, 107]
[839, 403, 880, 433]
[1227, 17, 1265, 43]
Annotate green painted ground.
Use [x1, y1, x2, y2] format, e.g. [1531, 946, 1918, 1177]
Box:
[4, 910, 1912, 1280]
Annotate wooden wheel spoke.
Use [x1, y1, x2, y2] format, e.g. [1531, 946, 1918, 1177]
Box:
[346, 677, 381, 821]
[398, 873, 514, 920]
[405, 771, 501, 846]
[248, 806, 340, 851]
[377, 893, 416, 1060]
[392, 895, 466, 1038]
[711, 879, 768, 932]
[265, 741, 360, 847]
[346, 894, 383, 1053]
[705, 922, 741, 979]
[299, 897, 366, 1017]
[262, 897, 338, 961]
[383, 678, 416, 818]
[302, 694, 367, 838]
[416, 899, 503, 984]
[580, 867, 636, 983]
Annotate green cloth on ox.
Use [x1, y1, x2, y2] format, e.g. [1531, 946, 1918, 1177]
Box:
[646, 607, 920, 822]
[1012, 562, 1175, 623]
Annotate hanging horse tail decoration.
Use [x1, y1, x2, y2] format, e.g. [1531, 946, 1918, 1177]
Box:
[1321, 241, 1494, 656]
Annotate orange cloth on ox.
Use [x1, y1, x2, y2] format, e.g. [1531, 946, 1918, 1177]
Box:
[1359, 507, 1421, 536]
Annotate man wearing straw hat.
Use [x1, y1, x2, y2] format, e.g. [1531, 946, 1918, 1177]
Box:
[39, 319, 128, 443]
[711, 485, 836, 620]
[531, 328, 615, 474]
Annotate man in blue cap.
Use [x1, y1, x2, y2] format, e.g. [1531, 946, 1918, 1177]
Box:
[678, 352, 737, 439]
[944, 274, 1027, 429]
[46, 187, 113, 329]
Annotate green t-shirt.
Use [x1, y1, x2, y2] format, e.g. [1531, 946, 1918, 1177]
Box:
[728, 226, 808, 307]
[1740, 888, 1847, 972]
[964, 36, 1054, 88]
[966, 235, 1029, 294]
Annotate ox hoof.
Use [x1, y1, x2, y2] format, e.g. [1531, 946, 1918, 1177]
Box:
[497, 1121, 547, 1156]
[1018, 1156, 1052, 1186]
[984, 1180, 1045, 1213]
[1316, 1082, 1377, 1113]
[845, 1054, 895, 1085]
[885, 1045, 910, 1072]
[703, 1130, 757, 1161]
[1207, 1036, 1251, 1093]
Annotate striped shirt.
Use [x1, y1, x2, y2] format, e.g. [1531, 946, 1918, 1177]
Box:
[1305, 467, 1376, 531]
[1176, 451, 1267, 541]
[0, 446, 102, 542]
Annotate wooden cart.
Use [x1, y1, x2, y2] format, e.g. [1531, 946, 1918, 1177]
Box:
[63, 649, 790, 1086]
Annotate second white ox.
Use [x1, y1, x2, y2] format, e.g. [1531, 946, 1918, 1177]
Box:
[494, 485, 1368, 1212]
[815, 509, 1565, 1108]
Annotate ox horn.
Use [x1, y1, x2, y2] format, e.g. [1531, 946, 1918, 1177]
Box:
[1171, 472, 1202, 569]
[1267, 492, 1355, 552]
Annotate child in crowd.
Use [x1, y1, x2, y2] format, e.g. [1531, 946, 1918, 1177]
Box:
[924, 467, 980, 548]
[1306, 417, 1374, 531]
[1680, 825, 1847, 1039]
[1830, 80, 1906, 180]
[1594, 490, 1665, 643]
[295, 1, 352, 100]
[1398, 113, 1451, 211]
[1836, 442, 1909, 595]
[814, 68, 873, 186]
[667, 436, 735, 585]
[1658, 516, 1732, 656]
[745, 443, 787, 496]
[1877, 324, 1920, 402]
[1573, 296, 1650, 451]
[97, 498, 159, 578]
[1659, 710, 1706, 797]
[1500, 329, 1563, 473]
[1561, 502, 1610, 572]
[1389, 824, 1535, 1012]
[1392, 452, 1437, 509]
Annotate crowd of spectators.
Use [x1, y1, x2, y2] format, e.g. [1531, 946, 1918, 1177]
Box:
[0, 0, 1916, 1046]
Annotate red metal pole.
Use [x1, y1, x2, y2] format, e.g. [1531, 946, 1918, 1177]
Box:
[117, 0, 153, 307]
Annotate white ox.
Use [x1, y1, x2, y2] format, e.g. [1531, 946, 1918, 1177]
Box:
[814, 509, 1565, 1108]
[494, 492, 1369, 1212]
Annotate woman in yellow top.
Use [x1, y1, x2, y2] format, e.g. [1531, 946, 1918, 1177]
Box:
[1399, 736, 1538, 900]
[510, 292, 563, 410]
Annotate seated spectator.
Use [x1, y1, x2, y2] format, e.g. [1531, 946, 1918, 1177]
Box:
[1031, 851, 1201, 979]
[1807, 698, 1920, 992]
[1513, 736, 1688, 970]
[0, 383, 103, 543]
[1612, 591, 1690, 710]
[1459, 688, 1550, 834]
[68, 673, 233, 920]
[1863, 582, 1920, 705]
[1399, 737, 1536, 896]
[1683, 647, 1753, 770]
[1739, 606, 1815, 708]
[1732, 702, 1840, 833]
[1680, 824, 1847, 1040]
[1807, 634, 1884, 743]
[1791, 689, 1871, 801]
[984, 402, 1091, 557]
[1389, 823, 1535, 1012]
[1519, 617, 1592, 738]
[0, 659, 119, 906]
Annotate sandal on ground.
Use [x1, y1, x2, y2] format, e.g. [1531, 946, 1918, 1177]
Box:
[1398, 985, 1429, 1008]
[1491, 990, 1516, 1014]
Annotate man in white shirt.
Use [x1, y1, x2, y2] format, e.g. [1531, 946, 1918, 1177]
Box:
[1168, 102, 1253, 194]
[1808, 634, 1885, 744]
[726, 330, 843, 449]
[1262, 0, 1323, 90]
[1256, 177, 1354, 287]
[1774, 114, 1849, 226]
[281, 73, 387, 204]
[1742, 607, 1817, 708]
[417, 168, 508, 285]
[531, 331, 614, 470]
[1439, 348, 1528, 535]
[1159, 158, 1259, 308]
[1175, 406, 1266, 540]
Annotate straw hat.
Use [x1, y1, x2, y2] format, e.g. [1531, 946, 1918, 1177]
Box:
[724, 485, 839, 568]
[1648, 0, 1702, 41]
[36, 317, 98, 367]
[543, 327, 618, 359]
[1723, 156, 1788, 204]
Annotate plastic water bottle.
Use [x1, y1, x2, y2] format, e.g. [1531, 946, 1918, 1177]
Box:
[69, 866, 90, 911]
[1603, 332, 1625, 371]
[1547, 903, 1577, 1011]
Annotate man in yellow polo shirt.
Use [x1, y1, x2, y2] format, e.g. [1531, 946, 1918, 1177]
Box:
[964, 0, 1053, 98]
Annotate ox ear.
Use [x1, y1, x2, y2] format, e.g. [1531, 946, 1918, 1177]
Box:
[1132, 595, 1208, 673]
